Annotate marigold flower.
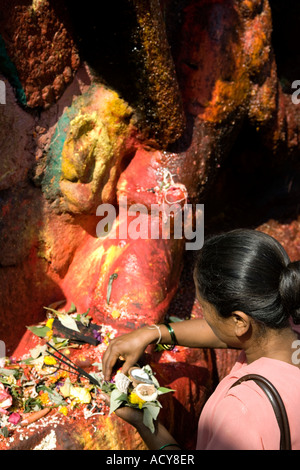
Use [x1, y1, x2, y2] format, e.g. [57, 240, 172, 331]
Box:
[46, 330, 53, 340]
[39, 392, 51, 406]
[43, 355, 57, 366]
[58, 406, 68, 416]
[45, 318, 54, 339]
[128, 392, 145, 409]
[47, 370, 68, 384]
[111, 309, 120, 319]
[46, 318, 54, 329]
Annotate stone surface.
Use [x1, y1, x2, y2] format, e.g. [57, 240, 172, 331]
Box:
[0, 0, 80, 109]
[130, 0, 186, 146]
[0, 75, 35, 190]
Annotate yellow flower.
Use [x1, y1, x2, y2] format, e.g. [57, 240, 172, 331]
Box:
[46, 318, 54, 329]
[47, 370, 68, 384]
[111, 309, 121, 319]
[39, 392, 51, 406]
[58, 406, 68, 416]
[58, 370, 68, 379]
[45, 318, 54, 339]
[43, 355, 57, 366]
[128, 392, 145, 409]
[69, 385, 91, 404]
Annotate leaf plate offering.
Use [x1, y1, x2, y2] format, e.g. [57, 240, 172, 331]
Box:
[101, 365, 174, 433]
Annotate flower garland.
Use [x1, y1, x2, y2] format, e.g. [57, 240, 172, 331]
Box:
[155, 168, 188, 223]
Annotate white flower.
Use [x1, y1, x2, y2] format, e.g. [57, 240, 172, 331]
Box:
[115, 372, 131, 393]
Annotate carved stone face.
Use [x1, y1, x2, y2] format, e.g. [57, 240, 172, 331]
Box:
[59, 86, 136, 213]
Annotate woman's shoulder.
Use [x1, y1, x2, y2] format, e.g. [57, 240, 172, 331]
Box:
[216, 353, 300, 427]
[198, 354, 300, 450]
[198, 362, 283, 450]
[227, 355, 300, 396]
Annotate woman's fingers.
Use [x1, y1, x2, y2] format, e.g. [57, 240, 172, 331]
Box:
[102, 336, 137, 380]
[102, 349, 138, 380]
[98, 387, 143, 428]
[120, 359, 133, 377]
[102, 327, 157, 380]
[120, 353, 140, 377]
[98, 391, 110, 406]
[102, 348, 120, 381]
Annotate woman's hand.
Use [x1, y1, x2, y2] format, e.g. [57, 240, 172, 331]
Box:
[99, 391, 144, 428]
[102, 326, 159, 380]
[98, 392, 180, 450]
[102, 318, 228, 381]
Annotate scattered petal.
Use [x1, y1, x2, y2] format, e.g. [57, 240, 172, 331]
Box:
[8, 412, 21, 425]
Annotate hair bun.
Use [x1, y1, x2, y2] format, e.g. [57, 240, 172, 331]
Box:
[279, 261, 300, 324]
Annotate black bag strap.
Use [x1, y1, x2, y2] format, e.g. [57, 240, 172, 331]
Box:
[230, 374, 291, 450]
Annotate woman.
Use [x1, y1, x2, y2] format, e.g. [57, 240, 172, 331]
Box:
[101, 229, 300, 450]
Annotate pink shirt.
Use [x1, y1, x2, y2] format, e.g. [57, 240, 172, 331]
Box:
[196, 351, 300, 450]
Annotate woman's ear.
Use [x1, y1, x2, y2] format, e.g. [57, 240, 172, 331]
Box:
[231, 311, 251, 337]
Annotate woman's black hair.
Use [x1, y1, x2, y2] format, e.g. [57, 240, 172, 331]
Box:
[194, 229, 300, 329]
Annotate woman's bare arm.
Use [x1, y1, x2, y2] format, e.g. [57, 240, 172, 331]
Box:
[102, 318, 227, 380]
[159, 318, 227, 349]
